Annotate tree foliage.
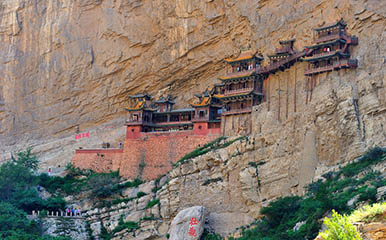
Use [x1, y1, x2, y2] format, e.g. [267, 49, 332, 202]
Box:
[319, 210, 362, 240]
[0, 148, 69, 240]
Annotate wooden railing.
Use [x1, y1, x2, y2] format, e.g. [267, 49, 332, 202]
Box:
[224, 88, 254, 96]
[258, 50, 309, 74]
[304, 64, 335, 75]
[31, 210, 84, 218]
[275, 45, 292, 54]
[152, 120, 192, 125]
[304, 50, 339, 59]
[304, 59, 358, 75]
[222, 108, 252, 115]
[314, 33, 341, 43]
[192, 116, 209, 121]
[223, 69, 255, 78]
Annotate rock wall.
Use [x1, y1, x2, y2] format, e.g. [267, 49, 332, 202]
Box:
[41, 216, 89, 240]
[1, 0, 385, 171]
[221, 114, 252, 136]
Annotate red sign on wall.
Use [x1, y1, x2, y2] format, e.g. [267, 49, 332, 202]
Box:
[75, 132, 90, 140]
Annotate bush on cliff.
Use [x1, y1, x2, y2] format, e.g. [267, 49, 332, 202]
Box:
[318, 210, 362, 240]
[231, 147, 386, 240]
[38, 164, 122, 198]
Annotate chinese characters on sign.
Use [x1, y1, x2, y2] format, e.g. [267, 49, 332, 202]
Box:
[188, 217, 199, 238]
[75, 131, 90, 140]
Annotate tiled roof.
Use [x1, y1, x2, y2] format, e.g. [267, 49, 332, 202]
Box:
[314, 19, 346, 32]
[127, 101, 145, 111]
[219, 70, 256, 80]
[224, 50, 263, 63]
[191, 97, 210, 107]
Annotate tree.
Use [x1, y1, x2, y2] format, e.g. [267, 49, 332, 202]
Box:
[319, 210, 362, 240]
[0, 202, 39, 238]
[12, 147, 39, 171]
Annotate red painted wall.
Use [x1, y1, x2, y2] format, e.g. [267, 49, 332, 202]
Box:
[72, 149, 123, 173]
[72, 128, 220, 180]
[126, 125, 142, 139]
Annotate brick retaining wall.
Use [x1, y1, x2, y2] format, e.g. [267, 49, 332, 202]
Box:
[72, 130, 220, 180]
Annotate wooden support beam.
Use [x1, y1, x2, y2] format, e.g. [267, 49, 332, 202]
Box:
[286, 72, 289, 119]
[268, 75, 271, 111]
[294, 60, 297, 113]
[310, 75, 314, 102]
[306, 76, 309, 105]
[278, 75, 281, 121]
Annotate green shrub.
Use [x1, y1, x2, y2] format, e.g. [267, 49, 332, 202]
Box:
[117, 178, 143, 190]
[141, 215, 156, 221]
[0, 149, 72, 240]
[125, 221, 139, 231]
[201, 229, 223, 240]
[145, 199, 160, 209]
[348, 202, 386, 223]
[202, 177, 222, 186]
[136, 191, 147, 198]
[340, 147, 386, 177]
[100, 223, 112, 240]
[359, 187, 377, 203]
[318, 210, 362, 240]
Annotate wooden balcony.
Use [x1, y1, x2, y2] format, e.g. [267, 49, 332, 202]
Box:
[304, 65, 335, 75]
[224, 88, 254, 96]
[275, 45, 292, 54]
[126, 119, 143, 125]
[153, 120, 192, 126]
[222, 69, 255, 80]
[192, 116, 209, 122]
[222, 107, 252, 116]
[314, 33, 341, 43]
[304, 50, 339, 60]
[304, 59, 358, 75]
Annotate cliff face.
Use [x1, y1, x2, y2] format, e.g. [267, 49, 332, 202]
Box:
[0, 1, 385, 169]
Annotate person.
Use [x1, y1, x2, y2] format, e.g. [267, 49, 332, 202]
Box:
[119, 142, 123, 149]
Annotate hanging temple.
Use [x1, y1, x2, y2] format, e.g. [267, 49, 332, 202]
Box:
[72, 19, 359, 179]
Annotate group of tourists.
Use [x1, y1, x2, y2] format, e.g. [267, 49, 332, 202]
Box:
[65, 207, 82, 216]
